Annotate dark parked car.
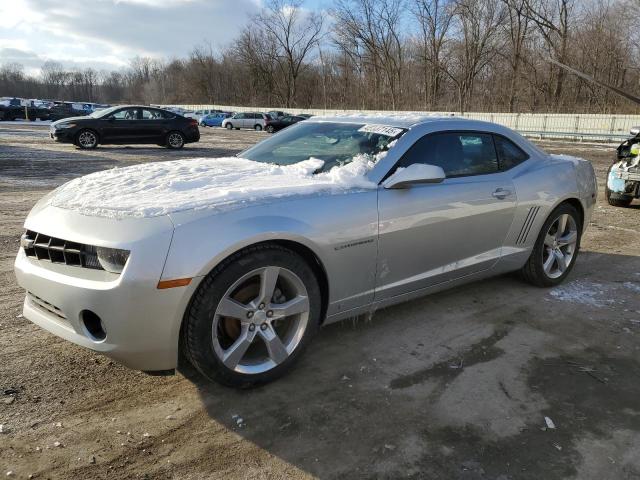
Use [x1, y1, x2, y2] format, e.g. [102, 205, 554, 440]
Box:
[47, 102, 94, 121]
[267, 110, 287, 118]
[264, 114, 306, 133]
[49, 105, 200, 149]
[0, 99, 50, 121]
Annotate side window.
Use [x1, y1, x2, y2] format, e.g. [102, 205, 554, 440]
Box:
[235, 113, 245, 119]
[110, 108, 138, 120]
[397, 132, 498, 177]
[494, 135, 529, 170]
[141, 109, 162, 120]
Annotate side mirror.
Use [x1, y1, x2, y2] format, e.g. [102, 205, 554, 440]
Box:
[630, 126, 640, 136]
[383, 163, 446, 189]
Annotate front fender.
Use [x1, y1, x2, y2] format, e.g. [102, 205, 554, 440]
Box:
[162, 209, 326, 282]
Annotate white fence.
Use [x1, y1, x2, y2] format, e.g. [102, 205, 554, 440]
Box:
[171, 104, 640, 142]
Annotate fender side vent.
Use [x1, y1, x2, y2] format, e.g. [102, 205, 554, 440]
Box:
[516, 207, 540, 245]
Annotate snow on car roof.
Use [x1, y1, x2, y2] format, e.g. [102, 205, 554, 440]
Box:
[306, 113, 462, 129]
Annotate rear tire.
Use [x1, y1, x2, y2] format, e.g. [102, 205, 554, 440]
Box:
[184, 245, 321, 388]
[520, 203, 581, 287]
[266, 125, 275, 133]
[166, 131, 185, 149]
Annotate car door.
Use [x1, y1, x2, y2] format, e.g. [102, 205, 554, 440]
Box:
[375, 131, 518, 301]
[101, 107, 140, 143]
[234, 113, 246, 128]
[139, 108, 167, 142]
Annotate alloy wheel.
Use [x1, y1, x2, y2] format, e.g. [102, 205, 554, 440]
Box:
[542, 213, 578, 279]
[78, 131, 97, 148]
[168, 132, 184, 148]
[212, 266, 310, 374]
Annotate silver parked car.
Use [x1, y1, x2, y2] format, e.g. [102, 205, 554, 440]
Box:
[14, 116, 596, 387]
[222, 112, 270, 131]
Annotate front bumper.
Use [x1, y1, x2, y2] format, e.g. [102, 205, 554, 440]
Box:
[14, 204, 198, 371]
[49, 127, 76, 143]
[185, 126, 200, 143]
[617, 171, 640, 181]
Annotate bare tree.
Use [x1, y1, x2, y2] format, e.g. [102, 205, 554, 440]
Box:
[241, 0, 324, 108]
[501, 0, 531, 112]
[522, 0, 573, 105]
[445, 0, 506, 112]
[333, 0, 405, 109]
[412, 0, 454, 110]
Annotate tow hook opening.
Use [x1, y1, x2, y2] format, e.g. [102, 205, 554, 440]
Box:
[81, 310, 106, 341]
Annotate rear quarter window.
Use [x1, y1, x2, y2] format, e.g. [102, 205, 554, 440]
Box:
[494, 135, 529, 170]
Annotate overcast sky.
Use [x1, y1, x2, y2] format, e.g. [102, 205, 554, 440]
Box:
[0, 0, 329, 76]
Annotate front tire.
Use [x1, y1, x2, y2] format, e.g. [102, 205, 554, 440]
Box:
[166, 131, 185, 149]
[184, 245, 321, 387]
[225, 123, 233, 130]
[520, 203, 581, 287]
[266, 125, 275, 133]
[75, 129, 98, 149]
[254, 124, 263, 131]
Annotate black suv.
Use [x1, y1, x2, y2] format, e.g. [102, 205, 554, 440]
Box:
[50, 105, 200, 149]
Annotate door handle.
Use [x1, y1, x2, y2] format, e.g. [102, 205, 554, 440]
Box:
[492, 188, 513, 199]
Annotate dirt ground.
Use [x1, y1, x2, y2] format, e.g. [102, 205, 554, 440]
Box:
[0, 123, 639, 480]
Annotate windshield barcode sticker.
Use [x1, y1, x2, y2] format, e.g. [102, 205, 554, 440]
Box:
[358, 124, 404, 137]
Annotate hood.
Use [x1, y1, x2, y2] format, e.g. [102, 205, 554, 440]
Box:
[52, 116, 89, 125]
[48, 157, 377, 219]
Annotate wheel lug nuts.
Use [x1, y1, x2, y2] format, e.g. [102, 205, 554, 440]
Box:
[258, 303, 265, 310]
[260, 323, 267, 330]
[246, 311, 254, 319]
[267, 310, 273, 318]
[248, 324, 255, 331]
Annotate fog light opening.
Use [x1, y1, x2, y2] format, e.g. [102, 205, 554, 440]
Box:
[81, 310, 106, 342]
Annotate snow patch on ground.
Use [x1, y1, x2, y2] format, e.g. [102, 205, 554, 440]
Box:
[623, 282, 640, 293]
[49, 156, 377, 218]
[548, 280, 613, 308]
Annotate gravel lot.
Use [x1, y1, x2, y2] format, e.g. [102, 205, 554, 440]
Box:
[1, 123, 639, 480]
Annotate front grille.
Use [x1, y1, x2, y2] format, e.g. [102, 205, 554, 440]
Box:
[27, 291, 67, 320]
[22, 230, 103, 270]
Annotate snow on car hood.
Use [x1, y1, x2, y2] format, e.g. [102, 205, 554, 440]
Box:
[48, 156, 377, 218]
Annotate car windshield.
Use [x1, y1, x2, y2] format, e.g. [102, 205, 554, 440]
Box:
[241, 122, 406, 172]
[89, 106, 120, 118]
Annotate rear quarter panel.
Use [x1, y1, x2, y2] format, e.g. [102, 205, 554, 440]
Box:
[498, 153, 596, 272]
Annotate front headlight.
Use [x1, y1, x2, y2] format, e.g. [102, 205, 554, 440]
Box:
[96, 247, 130, 273]
[55, 123, 76, 129]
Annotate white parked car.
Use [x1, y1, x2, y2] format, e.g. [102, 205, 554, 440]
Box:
[221, 112, 270, 131]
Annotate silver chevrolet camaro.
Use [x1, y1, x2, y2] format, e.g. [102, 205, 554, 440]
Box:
[14, 116, 597, 387]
